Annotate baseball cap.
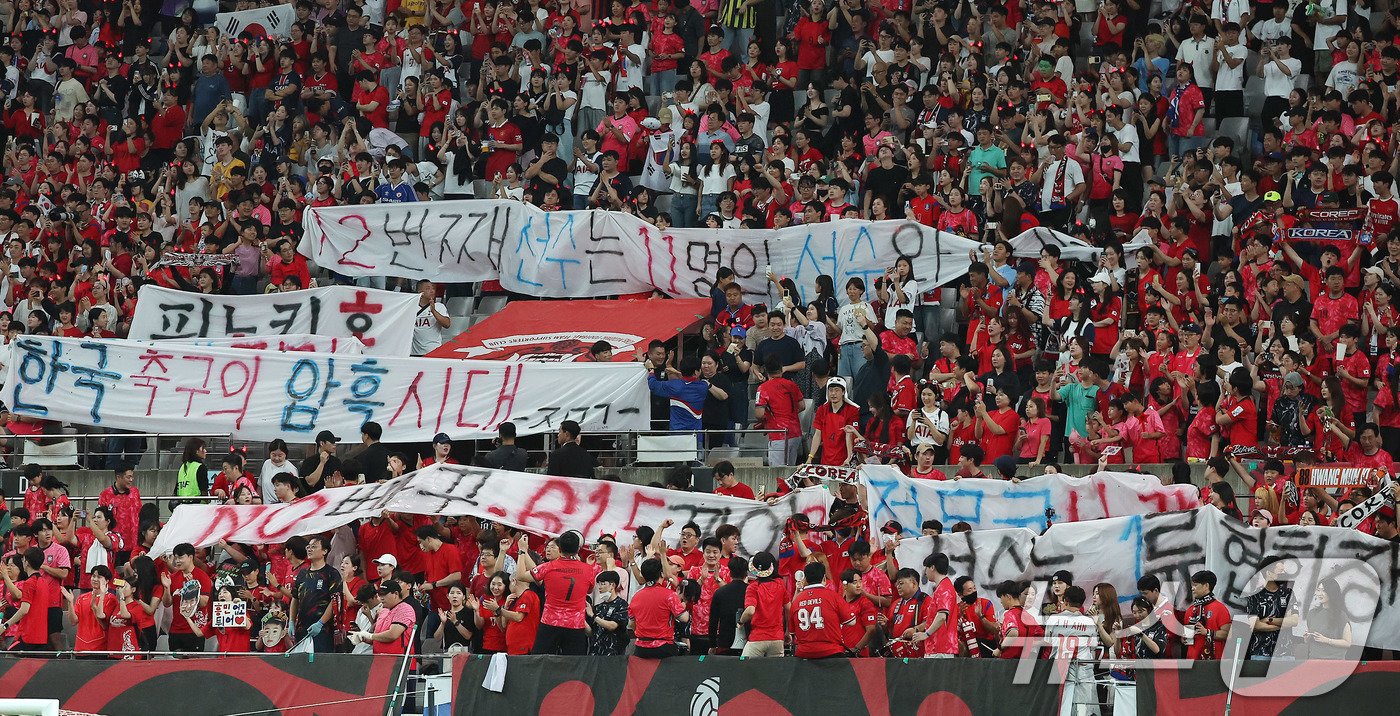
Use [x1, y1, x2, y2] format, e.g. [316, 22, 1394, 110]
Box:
[374, 554, 398, 568]
[315, 430, 341, 444]
[1262, 190, 1282, 202]
[1251, 508, 1275, 525]
[433, 432, 452, 444]
[1284, 273, 1307, 291]
[1051, 570, 1074, 585]
[1263, 152, 1284, 163]
[1283, 371, 1305, 387]
[1089, 270, 1111, 285]
[1365, 266, 1385, 278]
[1181, 322, 1204, 334]
[640, 117, 662, 130]
[750, 551, 778, 579]
[915, 442, 936, 454]
[1037, 60, 1053, 72]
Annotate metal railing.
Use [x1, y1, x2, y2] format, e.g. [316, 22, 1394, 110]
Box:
[1, 431, 236, 472]
[539, 429, 775, 468]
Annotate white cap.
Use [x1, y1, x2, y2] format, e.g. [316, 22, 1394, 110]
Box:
[640, 117, 662, 130]
[373, 554, 398, 568]
[1089, 270, 1111, 285]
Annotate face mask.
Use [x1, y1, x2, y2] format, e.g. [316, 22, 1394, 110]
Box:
[962, 593, 977, 605]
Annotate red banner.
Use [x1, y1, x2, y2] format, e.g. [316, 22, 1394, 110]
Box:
[427, 298, 709, 361]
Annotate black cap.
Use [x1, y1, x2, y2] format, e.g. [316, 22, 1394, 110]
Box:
[315, 430, 341, 444]
[433, 432, 452, 444]
[1052, 570, 1074, 585]
[1181, 322, 1204, 334]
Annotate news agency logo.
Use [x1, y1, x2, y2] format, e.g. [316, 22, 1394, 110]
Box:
[1008, 557, 1378, 697]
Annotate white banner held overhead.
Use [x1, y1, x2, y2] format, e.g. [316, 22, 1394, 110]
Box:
[127, 285, 417, 356]
[863, 466, 1200, 533]
[216, 3, 297, 38]
[299, 200, 984, 299]
[160, 334, 365, 354]
[1335, 478, 1395, 530]
[4, 336, 648, 442]
[892, 507, 1400, 650]
[149, 464, 832, 559]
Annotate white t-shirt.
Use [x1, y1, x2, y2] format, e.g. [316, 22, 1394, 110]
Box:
[747, 100, 771, 144]
[860, 49, 896, 81]
[837, 301, 873, 343]
[1253, 17, 1290, 43]
[579, 69, 611, 110]
[1210, 0, 1245, 24]
[1262, 57, 1302, 98]
[1179, 36, 1216, 88]
[1040, 158, 1085, 210]
[573, 150, 602, 197]
[259, 458, 299, 505]
[1111, 123, 1141, 163]
[639, 130, 675, 193]
[1313, 0, 1347, 50]
[884, 279, 920, 327]
[617, 43, 645, 93]
[699, 162, 735, 195]
[1214, 40, 1247, 91]
[413, 300, 448, 355]
[1327, 61, 1360, 97]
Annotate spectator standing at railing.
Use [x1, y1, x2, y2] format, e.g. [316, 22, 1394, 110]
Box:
[354, 422, 390, 484]
[547, 420, 596, 479]
[98, 466, 141, 565]
[647, 356, 715, 455]
[481, 422, 529, 472]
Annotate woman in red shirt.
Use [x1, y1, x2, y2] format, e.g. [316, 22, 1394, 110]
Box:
[1148, 377, 1186, 461]
[791, 1, 830, 83]
[471, 572, 510, 653]
[1088, 277, 1121, 357]
[500, 577, 541, 655]
[1018, 397, 1053, 465]
[975, 389, 1020, 462]
[1217, 370, 1259, 449]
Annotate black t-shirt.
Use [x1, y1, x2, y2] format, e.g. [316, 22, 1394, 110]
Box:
[835, 86, 863, 137]
[732, 134, 766, 165]
[547, 442, 596, 479]
[755, 335, 805, 372]
[296, 454, 342, 494]
[482, 445, 530, 472]
[356, 442, 390, 483]
[709, 579, 748, 650]
[865, 164, 910, 218]
[528, 156, 570, 204]
[292, 563, 342, 631]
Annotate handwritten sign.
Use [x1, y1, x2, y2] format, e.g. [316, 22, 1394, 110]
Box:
[128, 286, 417, 356]
[5, 336, 649, 442]
[785, 464, 861, 488]
[863, 466, 1200, 533]
[1335, 477, 1395, 530]
[892, 506, 1400, 650]
[1296, 467, 1386, 490]
[212, 600, 249, 629]
[149, 464, 832, 560]
[160, 334, 365, 354]
[299, 200, 987, 299]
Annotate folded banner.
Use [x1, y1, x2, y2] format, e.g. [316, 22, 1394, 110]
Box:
[155, 252, 239, 268]
[1298, 207, 1368, 224]
[160, 333, 365, 355]
[299, 200, 983, 299]
[216, 3, 297, 37]
[128, 285, 416, 356]
[5, 336, 649, 442]
[892, 506, 1400, 649]
[863, 466, 1200, 533]
[149, 464, 831, 559]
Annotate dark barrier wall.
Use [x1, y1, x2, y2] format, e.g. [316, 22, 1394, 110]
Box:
[1137, 661, 1400, 715]
[0, 654, 402, 716]
[452, 655, 1063, 716]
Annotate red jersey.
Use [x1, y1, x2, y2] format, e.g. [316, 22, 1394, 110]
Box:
[757, 377, 804, 440]
[530, 557, 601, 629]
[73, 591, 116, 651]
[715, 482, 756, 499]
[17, 575, 51, 646]
[789, 584, 853, 658]
[483, 121, 524, 181]
[842, 593, 879, 655]
[998, 606, 1037, 659]
[503, 589, 541, 655]
[1185, 406, 1219, 460]
[685, 564, 730, 636]
[97, 483, 142, 552]
[631, 583, 686, 648]
[887, 592, 931, 658]
[161, 568, 212, 635]
[423, 542, 462, 610]
[927, 576, 959, 656]
[1184, 597, 1231, 660]
[812, 402, 861, 465]
[743, 578, 788, 642]
[1338, 349, 1372, 415]
[478, 601, 507, 652]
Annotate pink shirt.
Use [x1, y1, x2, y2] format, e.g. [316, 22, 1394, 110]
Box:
[1018, 417, 1052, 459]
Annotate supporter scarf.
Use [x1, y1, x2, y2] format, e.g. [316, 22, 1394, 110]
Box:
[1167, 82, 1191, 128]
[1190, 593, 1218, 659]
[1050, 159, 1068, 208]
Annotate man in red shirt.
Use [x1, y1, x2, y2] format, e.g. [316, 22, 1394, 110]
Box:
[956, 575, 999, 656]
[353, 71, 391, 129]
[1184, 570, 1231, 660]
[516, 530, 600, 655]
[2, 548, 51, 650]
[809, 377, 861, 465]
[97, 465, 141, 563]
[848, 540, 893, 612]
[416, 526, 463, 620]
[740, 552, 788, 657]
[790, 562, 854, 658]
[630, 557, 689, 658]
[1311, 267, 1359, 350]
[685, 537, 730, 655]
[757, 357, 804, 467]
[713, 460, 755, 499]
[1336, 324, 1372, 425]
[160, 542, 212, 653]
[667, 522, 704, 572]
[883, 567, 932, 658]
[993, 580, 1035, 659]
[839, 568, 880, 655]
[482, 97, 524, 182]
[921, 552, 958, 657]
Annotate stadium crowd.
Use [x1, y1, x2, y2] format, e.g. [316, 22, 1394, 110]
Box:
[0, 0, 1395, 674]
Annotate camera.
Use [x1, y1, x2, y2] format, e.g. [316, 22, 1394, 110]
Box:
[48, 208, 69, 222]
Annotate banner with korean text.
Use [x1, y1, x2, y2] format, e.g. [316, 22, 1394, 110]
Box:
[300, 200, 985, 299]
[4, 336, 648, 442]
[149, 464, 831, 559]
[159, 333, 366, 354]
[863, 466, 1201, 533]
[893, 507, 1400, 650]
[128, 285, 417, 356]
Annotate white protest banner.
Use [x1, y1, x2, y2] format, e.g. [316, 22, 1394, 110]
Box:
[154, 252, 239, 268]
[5, 336, 648, 442]
[149, 464, 831, 559]
[892, 506, 1400, 650]
[216, 3, 297, 38]
[128, 285, 416, 356]
[1008, 227, 1151, 267]
[863, 466, 1200, 533]
[300, 200, 983, 299]
[1335, 477, 1395, 530]
[212, 600, 249, 629]
[160, 333, 366, 355]
[785, 464, 861, 488]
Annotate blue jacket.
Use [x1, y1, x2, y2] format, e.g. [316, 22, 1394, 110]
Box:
[647, 375, 709, 432]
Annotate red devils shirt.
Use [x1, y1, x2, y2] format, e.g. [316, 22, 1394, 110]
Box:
[790, 584, 854, 658]
[530, 557, 601, 629]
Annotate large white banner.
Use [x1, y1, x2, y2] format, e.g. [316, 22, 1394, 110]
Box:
[863, 466, 1201, 533]
[299, 200, 984, 299]
[150, 464, 831, 559]
[160, 334, 365, 355]
[128, 286, 417, 356]
[893, 507, 1400, 650]
[4, 336, 648, 442]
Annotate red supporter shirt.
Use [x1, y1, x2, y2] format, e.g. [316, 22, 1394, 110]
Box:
[927, 576, 959, 656]
[1338, 349, 1372, 415]
[356, 519, 398, 565]
[744, 578, 788, 642]
[1185, 598, 1231, 659]
[161, 568, 212, 635]
[887, 592, 930, 657]
[631, 583, 686, 648]
[715, 482, 756, 499]
[999, 606, 1034, 659]
[423, 543, 462, 610]
[789, 584, 853, 658]
[73, 591, 116, 651]
[812, 402, 861, 465]
[757, 377, 804, 440]
[18, 575, 51, 646]
[97, 484, 142, 552]
[842, 594, 879, 655]
[1219, 395, 1257, 448]
[504, 589, 541, 654]
[685, 564, 730, 635]
[530, 557, 601, 629]
[1185, 406, 1219, 459]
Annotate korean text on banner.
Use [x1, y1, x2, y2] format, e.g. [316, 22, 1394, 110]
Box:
[299, 199, 985, 299]
[127, 285, 417, 356]
[4, 336, 649, 442]
[158, 334, 366, 355]
[863, 465, 1200, 533]
[892, 506, 1400, 650]
[149, 464, 831, 559]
